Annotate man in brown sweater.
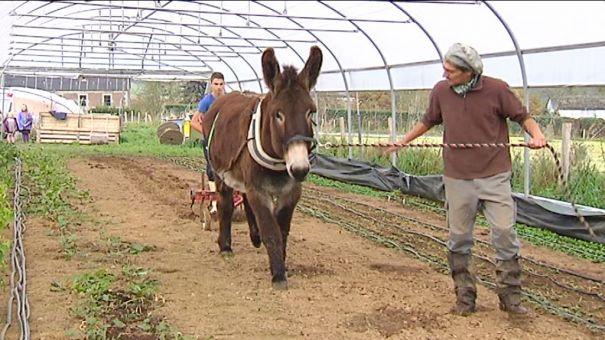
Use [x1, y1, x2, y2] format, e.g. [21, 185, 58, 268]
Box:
[388, 43, 546, 316]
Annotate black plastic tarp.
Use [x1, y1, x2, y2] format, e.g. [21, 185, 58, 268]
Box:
[310, 153, 605, 244]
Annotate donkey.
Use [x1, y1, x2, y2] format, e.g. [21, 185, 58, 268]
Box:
[202, 46, 322, 289]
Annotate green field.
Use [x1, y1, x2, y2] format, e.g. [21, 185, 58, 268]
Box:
[317, 132, 605, 172]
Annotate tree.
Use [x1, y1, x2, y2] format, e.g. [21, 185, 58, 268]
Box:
[129, 80, 207, 118]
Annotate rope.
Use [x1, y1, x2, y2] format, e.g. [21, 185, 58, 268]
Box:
[317, 141, 598, 240]
[1, 157, 31, 340]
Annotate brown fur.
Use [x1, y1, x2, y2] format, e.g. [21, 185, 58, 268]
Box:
[202, 46, 323, 289]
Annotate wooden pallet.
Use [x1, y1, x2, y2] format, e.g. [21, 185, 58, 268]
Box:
[37, 112, 121, 144]
[38, 129, 119, 144]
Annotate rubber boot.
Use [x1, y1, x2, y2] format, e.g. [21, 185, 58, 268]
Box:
[447, 251, 477, 316]
[496, 256, 528, 315]
[208, 181, 218, 214]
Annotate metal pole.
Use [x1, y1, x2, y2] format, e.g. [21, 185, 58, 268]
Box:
[484, 2, 532, 196]
[1, 72, 5, 119]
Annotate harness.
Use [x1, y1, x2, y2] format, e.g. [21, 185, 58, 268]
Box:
[246, 98, 288, 171]
[207, 94, 316, 173]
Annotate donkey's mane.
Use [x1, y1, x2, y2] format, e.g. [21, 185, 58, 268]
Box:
[281, 66, 299, 88]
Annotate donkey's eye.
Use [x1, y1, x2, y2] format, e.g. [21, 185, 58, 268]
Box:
[275, 111, 285, 124]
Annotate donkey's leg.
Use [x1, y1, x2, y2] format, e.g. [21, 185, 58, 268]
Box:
[276, 187, 302, 265]
[216, 179, 235, 255]
[246, 191, 287, 289]
[242, 194, 261, 248]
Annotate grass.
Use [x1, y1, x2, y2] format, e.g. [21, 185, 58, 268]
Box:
[9, 122, 604, 272]
[318, 133, 605, 209]
[11, 127, 190, 338]
[66, 266, 187, 339]
[0, 122, 599, 338]
[312, 131, 605, 262]
[308, 174, 605, 263]
[0, 143, 18, 285]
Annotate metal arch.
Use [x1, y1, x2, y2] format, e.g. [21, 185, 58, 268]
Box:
[192, 0, 302, 92]
[253, 1, 355, 158]
[194, 0, 311, 92]
[8, 7, 212, 75]
[482, 1, 532, 196]
[6, 1, 74, 74]
[20, 2, 71, 26]
[67, 0, 291, 92]
[391, 2, 444, 63]
[111, 0, 172, 41]
[44, 0, 310, 91]
[7, 30, 204, 76]
[319, 1, 402, 162]
[390, 2, 446, 164]
[16, 2, 252, 89]
[45, 3, 240, 84]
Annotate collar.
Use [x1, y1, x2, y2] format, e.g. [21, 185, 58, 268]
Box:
[247, 97, 287, 171]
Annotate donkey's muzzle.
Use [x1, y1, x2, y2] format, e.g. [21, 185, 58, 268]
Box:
[285, 142, 310, 182]
[289, 163, 310, 182]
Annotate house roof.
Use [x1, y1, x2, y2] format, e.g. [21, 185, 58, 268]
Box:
[549, 96, 605, 111]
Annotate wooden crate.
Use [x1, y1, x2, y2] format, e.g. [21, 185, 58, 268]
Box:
[37, 112, 121, 144]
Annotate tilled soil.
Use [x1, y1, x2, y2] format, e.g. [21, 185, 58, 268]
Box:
[11, 156, 605, 339]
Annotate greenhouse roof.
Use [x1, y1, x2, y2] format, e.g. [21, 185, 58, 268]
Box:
[0, 1, 604, 93]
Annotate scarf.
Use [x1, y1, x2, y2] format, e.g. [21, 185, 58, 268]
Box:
[452, 74, 479, 96]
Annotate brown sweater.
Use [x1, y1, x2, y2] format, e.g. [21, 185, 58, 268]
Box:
[421, 75, 530, 179]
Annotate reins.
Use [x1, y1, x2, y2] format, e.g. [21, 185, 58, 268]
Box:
[317, 141, 598, 240]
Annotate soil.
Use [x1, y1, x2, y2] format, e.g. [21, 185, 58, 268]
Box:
[5, 155, 604, 339]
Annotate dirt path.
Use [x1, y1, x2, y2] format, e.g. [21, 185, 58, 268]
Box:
[19, 156, 603, 339]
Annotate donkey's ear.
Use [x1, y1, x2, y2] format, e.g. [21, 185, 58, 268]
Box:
[298, 46, 323, 91]
[262, 48, 281, 93]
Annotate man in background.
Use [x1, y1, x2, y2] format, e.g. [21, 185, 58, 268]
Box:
[190, 72, 225, 215]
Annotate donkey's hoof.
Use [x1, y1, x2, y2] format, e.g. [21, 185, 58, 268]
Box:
[219, 249, 233, 257]
[271, 279, 288, 291]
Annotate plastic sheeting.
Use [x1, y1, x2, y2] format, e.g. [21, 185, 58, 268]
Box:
[310, 153, 605, 245]
[2, 1, 605, 89]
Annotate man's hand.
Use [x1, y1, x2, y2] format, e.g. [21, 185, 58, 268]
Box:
[522, 118, 547, 149]
[190, 112, 204, 134]
[528, 133, 547, 149]
[384, 141, 406, 155]
[194, 112, 203, 125]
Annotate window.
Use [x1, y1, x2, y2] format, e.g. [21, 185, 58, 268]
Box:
[79, 94, 88, 107]
[103, 94, 112, 106]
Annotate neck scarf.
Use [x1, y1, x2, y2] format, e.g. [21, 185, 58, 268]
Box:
[452, 74, 479, 96]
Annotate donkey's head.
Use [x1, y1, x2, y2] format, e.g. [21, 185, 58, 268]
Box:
[261, 46, 323, 182]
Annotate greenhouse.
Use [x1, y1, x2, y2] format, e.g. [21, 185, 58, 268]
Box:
[0, 2, 604, 338]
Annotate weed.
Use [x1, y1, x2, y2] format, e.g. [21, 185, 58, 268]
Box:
[68, 266, 185, 339]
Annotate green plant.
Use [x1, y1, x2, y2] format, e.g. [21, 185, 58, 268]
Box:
[67, 266, 185, 339]
[0, 143, 18, 284]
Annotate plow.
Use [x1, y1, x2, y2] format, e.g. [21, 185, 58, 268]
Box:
[189, 175, 246, 230]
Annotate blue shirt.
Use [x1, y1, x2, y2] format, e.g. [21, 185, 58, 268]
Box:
[197, 94, 216, 114]
[17, 111, 33, 131]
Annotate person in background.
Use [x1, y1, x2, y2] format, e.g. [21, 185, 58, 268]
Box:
[17, 104, 33, 143]
[190, 72, 226, 215]
[3, 112, 18, 144]
[387, 43, 546, 316]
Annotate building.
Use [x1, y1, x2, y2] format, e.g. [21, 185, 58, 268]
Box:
[546, 96, 605, 120]
[2, 74, 130, 112]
